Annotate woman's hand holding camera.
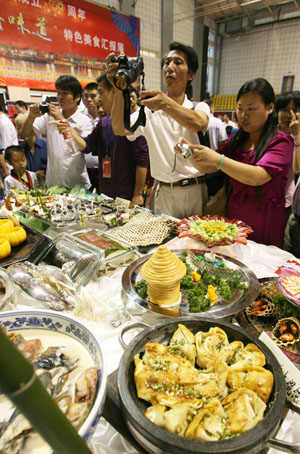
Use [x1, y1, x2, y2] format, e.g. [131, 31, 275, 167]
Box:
[174, 137, 221, 172]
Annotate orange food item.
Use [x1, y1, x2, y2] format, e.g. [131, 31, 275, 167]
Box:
[4, 197, 13, 211]
[0, 238, 11, 259]
[0, 219, 14, 229]
[191, 271, 201, 282]
[0, 226, 27, 247]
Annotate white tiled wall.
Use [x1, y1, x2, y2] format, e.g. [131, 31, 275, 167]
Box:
[173, 0, 194, 45]
[95, 0, 119, 9]
[219, 18, 300, 94]
[136, 0, 162, 89]
[136, 0, 161, 52]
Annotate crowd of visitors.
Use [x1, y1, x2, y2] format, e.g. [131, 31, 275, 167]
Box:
[0, 40, 300, 255]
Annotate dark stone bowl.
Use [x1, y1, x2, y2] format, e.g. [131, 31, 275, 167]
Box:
[118, 318, 286, 454]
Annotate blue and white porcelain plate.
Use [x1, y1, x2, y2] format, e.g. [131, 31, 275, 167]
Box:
[0, 309, 107, 441]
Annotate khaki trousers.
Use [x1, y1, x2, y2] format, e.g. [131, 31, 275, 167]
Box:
[154, 182, 207, 219]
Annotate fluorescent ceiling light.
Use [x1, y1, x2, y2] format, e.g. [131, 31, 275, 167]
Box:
[240, 0, 261, 5]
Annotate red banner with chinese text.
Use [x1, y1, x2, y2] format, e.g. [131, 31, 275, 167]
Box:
[0, 0, 140, 90]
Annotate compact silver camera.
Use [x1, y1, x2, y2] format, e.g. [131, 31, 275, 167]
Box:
[177, 143, 193, 159]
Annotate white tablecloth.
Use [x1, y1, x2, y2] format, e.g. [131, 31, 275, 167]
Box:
[8, 233, 300, 453]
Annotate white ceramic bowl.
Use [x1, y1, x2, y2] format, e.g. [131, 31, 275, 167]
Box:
[0, 309, 107, 442]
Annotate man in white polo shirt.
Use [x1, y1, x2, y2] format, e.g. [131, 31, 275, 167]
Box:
[107, 42, 210, 219]
[20, 75, 93, 189]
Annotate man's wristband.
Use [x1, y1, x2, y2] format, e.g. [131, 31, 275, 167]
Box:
[217, 154, 225, 170]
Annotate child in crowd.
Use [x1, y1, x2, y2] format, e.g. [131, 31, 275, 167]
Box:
[4, 145, 38, 196]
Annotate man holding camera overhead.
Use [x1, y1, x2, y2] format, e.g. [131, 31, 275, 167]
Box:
[106, 42, 210, 219]
[20, 75, 93, 189]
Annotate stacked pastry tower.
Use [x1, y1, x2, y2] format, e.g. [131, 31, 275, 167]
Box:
[141, 245, 186, 307]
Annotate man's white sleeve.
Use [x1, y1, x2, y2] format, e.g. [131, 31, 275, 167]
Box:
[33, 115, 47, 137]
[194, 102, 211, 133]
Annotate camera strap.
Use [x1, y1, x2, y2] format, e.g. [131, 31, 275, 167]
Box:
[122, 72, 146, 133]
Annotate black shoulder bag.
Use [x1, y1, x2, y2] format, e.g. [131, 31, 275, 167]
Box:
[196, 131, 226, 197]
[192, 106, 225, 197]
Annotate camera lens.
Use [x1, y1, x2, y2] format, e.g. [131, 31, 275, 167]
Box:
[112, 56, 144, 91]
[114, 73, 128, 90]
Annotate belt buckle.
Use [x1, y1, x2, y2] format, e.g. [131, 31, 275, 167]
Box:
[179, 179, 190, 187]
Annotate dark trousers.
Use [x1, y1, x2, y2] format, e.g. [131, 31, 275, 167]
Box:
[87, 167, 99, 193]
[284, 213, 300, 258]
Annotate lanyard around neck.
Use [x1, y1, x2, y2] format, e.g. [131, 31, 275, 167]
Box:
[105, 116, 113, 153]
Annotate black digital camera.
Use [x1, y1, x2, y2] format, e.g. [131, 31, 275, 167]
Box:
[111, 55, 144, 90]
[39, 104, 49, 114]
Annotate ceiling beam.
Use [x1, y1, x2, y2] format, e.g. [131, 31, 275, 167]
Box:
[263, 0, 276, 16]
[182, 0, 299, 22]
[293, 0, 300, 10]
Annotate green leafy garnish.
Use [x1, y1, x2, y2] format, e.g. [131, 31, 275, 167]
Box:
[135, 279, 148, 300]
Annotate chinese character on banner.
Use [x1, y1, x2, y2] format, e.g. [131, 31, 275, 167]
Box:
[31, 0, 42, 8]
[68, 5, 76, 18]
[117, 42, 124, 53]
[93, 36, 100, 48]
[101, 38, 108, 50]
[32, 16, 52, 41]
[109, 41, 116, 52]
[17, 12, 31, 35]
[74, 31, 83, 44]
[35, 17, 47, 36]
[77, 9, 86, 21]
[84, 34, 92, 46]
[0, 17, 5, 31]
[64, 28, 73, 41]
[8, 16, 15, 25]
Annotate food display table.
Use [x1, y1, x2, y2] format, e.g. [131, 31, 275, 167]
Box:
[2, 212, 299, 454]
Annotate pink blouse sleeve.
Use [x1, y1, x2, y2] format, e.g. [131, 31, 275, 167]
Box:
[256, 133, 294, 178]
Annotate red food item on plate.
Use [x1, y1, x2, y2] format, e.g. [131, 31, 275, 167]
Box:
[78, 233, 115, 250]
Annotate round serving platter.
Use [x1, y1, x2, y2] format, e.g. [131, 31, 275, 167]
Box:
[237, 277, 300, 363]
[122, 249, 259, 320]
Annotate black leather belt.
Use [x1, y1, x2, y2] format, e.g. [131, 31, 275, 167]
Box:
[159, 176, 205, 187]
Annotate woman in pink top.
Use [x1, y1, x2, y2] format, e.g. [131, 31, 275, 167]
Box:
[177, 78, 294, 248]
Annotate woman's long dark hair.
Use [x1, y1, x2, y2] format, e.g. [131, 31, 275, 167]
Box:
[229, 78, 277, 163]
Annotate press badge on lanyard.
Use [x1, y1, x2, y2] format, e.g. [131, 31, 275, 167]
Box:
[102, 155, 111, 178]
[103, 117, 112, 178]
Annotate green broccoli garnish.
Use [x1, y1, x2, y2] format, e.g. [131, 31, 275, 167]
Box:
[272, 294, 300, 321]
[218, 279, 232, 303]
[135, 279, 148, 299]
[189, 294, 211, 312]
[180, 274, 194, 290]
[202, 270, 217, 286]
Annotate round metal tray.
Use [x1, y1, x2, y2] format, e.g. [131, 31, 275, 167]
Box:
[237, 277, 300, 363]
[122, 249, 259, 320]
